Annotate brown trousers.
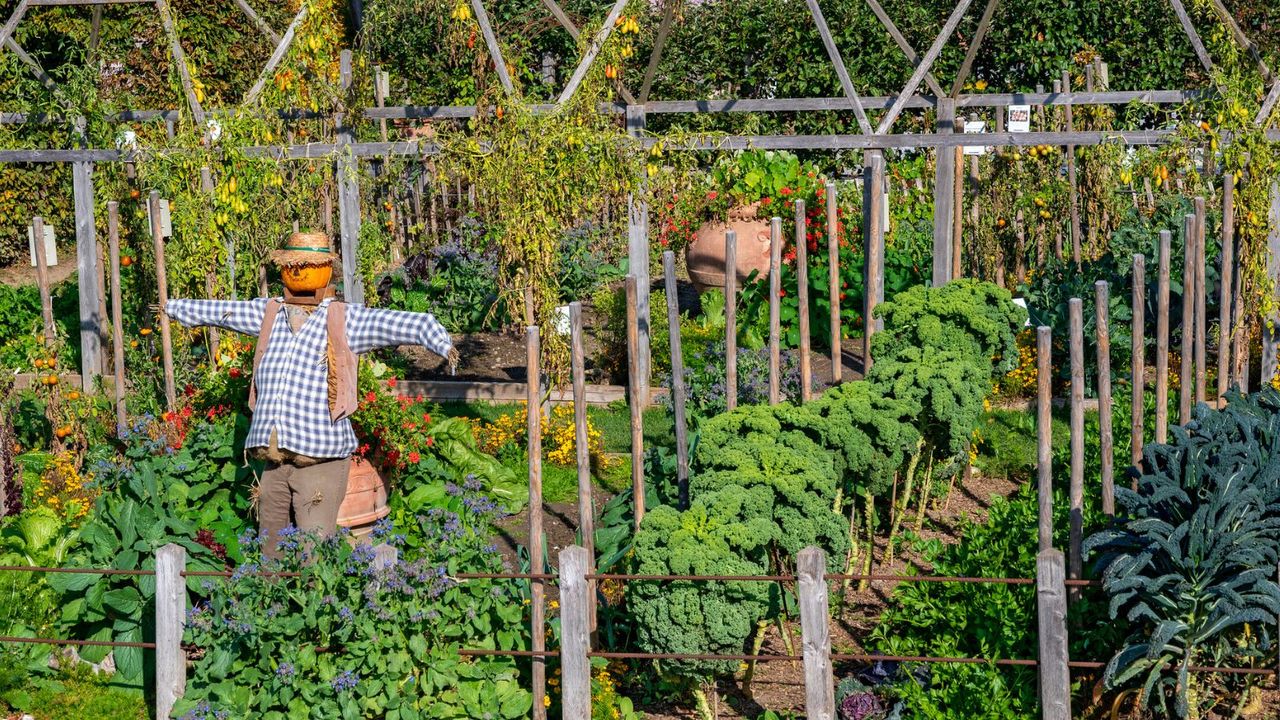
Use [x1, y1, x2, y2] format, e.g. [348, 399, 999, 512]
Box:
[257, 456, 349, 560]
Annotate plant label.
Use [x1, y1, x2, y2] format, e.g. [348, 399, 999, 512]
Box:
[963, 120, 987, 156]
[1012, 297, 1031, 326]
[147, 198, 174, 238]
[27, 223, 57, 267]
[1008, 105, 1031, 133]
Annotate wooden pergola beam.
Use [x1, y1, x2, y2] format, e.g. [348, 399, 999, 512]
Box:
[638, 0, 680, 104]
[540, 0, 578, 41]
[1168, 0, 1215, 79]
[1207, 0, 1269, 83]
[1257, 80, 1280, 127]
[155, 0, 205, 124]
[804, 0, 873, 134]
[0, 1, 30, 52]
[242, 6, 307, 106]
[862, 0, 946, 99]
[556, 0, 629, 107]
[233, 0, 281, 45]
[469, 0, 514, 95]
[948, 0, 999, 97]
[877, 0, 976, 134]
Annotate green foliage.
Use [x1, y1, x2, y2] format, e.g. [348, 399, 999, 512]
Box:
[1085, 390, 1280, 718]
[871, 279, 1026, 375]
[866, 347, 989, 461]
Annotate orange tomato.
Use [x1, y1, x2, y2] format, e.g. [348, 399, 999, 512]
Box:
[54, 426, 72, 439]
[67, 391, 81, 401]
[140, 327, 153, 336]
[121, 256, 134, 267]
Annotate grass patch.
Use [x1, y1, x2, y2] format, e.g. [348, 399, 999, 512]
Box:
[435, 401, 673, 453]
[7, 666, 146, 720]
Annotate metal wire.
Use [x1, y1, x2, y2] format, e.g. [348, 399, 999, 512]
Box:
[0, 565, 153, 576]
[0, 635, 156, 649]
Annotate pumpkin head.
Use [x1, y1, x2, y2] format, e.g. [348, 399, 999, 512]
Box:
[282, 263, 334, 292]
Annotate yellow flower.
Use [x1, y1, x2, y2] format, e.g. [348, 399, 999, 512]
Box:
[543, 695, 551, 708]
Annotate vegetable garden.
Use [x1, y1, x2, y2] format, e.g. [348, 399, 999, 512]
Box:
[3, 0, 1280, 718]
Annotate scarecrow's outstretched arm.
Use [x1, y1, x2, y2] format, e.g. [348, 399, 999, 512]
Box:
[165, 298, 269, 336]
[345, 305, 454, 359]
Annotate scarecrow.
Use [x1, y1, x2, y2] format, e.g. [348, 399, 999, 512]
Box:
[166, 232, 455, 557]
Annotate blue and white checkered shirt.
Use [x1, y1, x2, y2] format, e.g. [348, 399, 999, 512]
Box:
[166, 297, 453, 459]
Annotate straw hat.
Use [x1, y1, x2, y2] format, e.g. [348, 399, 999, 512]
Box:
[270, 232, 339, 268]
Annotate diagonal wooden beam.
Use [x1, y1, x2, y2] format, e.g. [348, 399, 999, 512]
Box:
[469, 0, 514, 95]
[862, 0, 946, 99]
[540, 0, 578, 41]
[155, 0, 205, 124]
[638, 0, 680, 104]
[88, 5, 102, 58]
[556, 0, 629, 107]
[0, 0, 30, 52]
[242, 6, 307, 106]
[948, 0, 999, 97]
[1168, 0, 1215, 78]
[804, 0, 873, 134]
[1256, 79, 1280, 127]
[233, 0, 281, 45]
[876, 0, 976, 134]
[6, 37, 59, 90]
[1207, 0, 1269, 83]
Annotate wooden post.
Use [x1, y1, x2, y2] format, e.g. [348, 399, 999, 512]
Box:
[149, 191, 176, 409]
[725, 230, 738, 411]
[1156, 231, 1172, 443]
[796, 200, 812, 401]
[1096, 281, 1114, 515]
[1219, 175, 1235, 402]
[826, 182, 841, 383]
[73, 161, 102, 390]
[1037, 326, 1053, 552]
[107, 203, 126, 432]
[374, 68, 389, 143]
[527, 326, 546, 720]
[769, 216, 782, 405]
[568, 303, 596, 631]
[1194, 198, 1207, 406]
[199, 166, 220, 355]
[1036, 549, 1072, 720]
[155, 543, 187, 720]
[95, 234, 108, 374]
[933, 98, 956, 286]
[559, 546, 591, 720]
[663, 252, 690, 508]
[1063, 71, 1081, 265]
[1180, 214, 1195, 424]
[797, 547, 835, 720]
[863, 153, 885, 371]
[627, 106, 651, 405]
[1264, 182, 1280, 385]
[625, 276, 645, 529]
[1068, 298, 1084, 588]
[952, 144, 963, 279]
[30, 216, 54, 343]
[1131, 254, 1145, 467]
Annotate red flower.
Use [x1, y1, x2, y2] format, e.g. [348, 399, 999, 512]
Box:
[426, 437, 434, 447]
[761, 197, 772, 206]
[403, 421, 417, 430]
[422, 413, 432, 423]
[387, 377, 397, 388]
[779, 187, 793, 196]
[407, 450, 421, 464]
[228, 367, 242, 379]
[706, 191, 718, 201]
[779, 289, 787, 298]
[365, 391, 377, 403]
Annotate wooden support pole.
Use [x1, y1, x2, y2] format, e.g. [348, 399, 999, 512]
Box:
[1156, 230, 1172, 443]
[1265, 183, 1280, 386]
[149, 191, 176, 409]
[559, 545, 591, 720]
[568, 303, 595, 631]
[1037, 325, 1053, 552]
[1180, 214, 1195, 424]
[155, 543, 187, 720]
[797, 547, 835, 720]
[1194, 198, 1207, 405]
[769, 216, 782, 405]
[337, 50, 364, 305]
[1068, 299, 1085, 591]
[73, 161, 102, 390]
[526, 326, 547, 720]
[933, 99, 957, 286]
[725, 230, 738, 411]
[875, 0, 978, 134]
[30, 216, 54, 343]
[233, 0, 281, 44]
[625, 134, 652, 405]
[1096, 281, 1114, 516]
[1036, 549, 1072, 720]
[1234, 189, 1249, 391]
[374, 68, 389, 143]
[1131, 254, 1145, 467]
[863, 152, 885, 371]
[663, 252, 690, 508]
[796, 200, 812, 401]
[95, 232, 108, 374]
[107, 203, 126, 432]
[1063, 71, 1081, 265]
[826, 182, 841, 383]
[242, 6, 308, 106]
[468, 0, 515, 95]
[555, 0, 630, 106]
[1219, 175, 1235, 402]
[804, 0, 873, 134]
[952, 145, 964, 279]
[861, 0, 947, 99]
[625, 276, 645, 529]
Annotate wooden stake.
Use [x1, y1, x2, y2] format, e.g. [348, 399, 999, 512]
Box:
[108, 203, 126, 432]
[769, 216, 782, 405]
[725, 230, 738, 411]
[1068, 298, 1084, 590]
[558, 546, 591, 720]
[569, 302, 596, 632]
[1036, 549, 1072, 720]
[797, 547, 835, 720]
[149, 192, 176, 409]
[1180, 214, 1195, 424]
[1156, 230, 1171, 443]
[826, 182, 841, 383]
[31, 216, 54, 343]
[1037, 326, 1053, 552]
[155, 544, 187, 720]
[625, 276, 645, 529]
[1131, 254, 1145, 468]
[663, 252, 690, 508]
[795, 200, 812, 401]
[933, 98, 956, 285]
[1219, 174, 1235, 402]
[1194, 198, 1207, 406]
[863, 153, 885, 371]
[1096, 281, 1114, 516]
[1063, 71, 1081, 265]
[526, 326, 546, 720]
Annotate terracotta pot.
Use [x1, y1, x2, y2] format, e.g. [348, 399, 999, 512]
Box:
[337, 457, 389, 538]
[686, 202, 772, 290]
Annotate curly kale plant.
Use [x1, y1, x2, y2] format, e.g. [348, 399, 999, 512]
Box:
[871, 279, 1026, 374]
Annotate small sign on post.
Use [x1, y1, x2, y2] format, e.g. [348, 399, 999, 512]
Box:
[963, 120, 988, 156]
[27, 223, 57, 267]
[1007, 105, 1031, 133]
[146, 198, 174, 238]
